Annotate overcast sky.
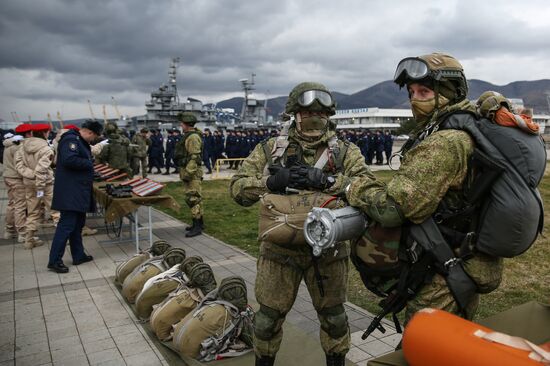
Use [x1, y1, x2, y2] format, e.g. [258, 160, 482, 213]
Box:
[1, 0, 549, 121]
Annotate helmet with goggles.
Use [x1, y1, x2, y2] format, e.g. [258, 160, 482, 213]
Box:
[285, 82, 336, 116]
[393, 53, 468, 102]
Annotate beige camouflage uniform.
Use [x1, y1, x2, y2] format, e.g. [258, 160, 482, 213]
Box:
[14, 136, 55, 248]
[347, 99, 503, 322]
[2, 137, 26, 240]
[175, 128, 203, 219]
[231, 127, 374, 358]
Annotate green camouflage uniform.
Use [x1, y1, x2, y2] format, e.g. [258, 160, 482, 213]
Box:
[97, 133, 133, 177]
[175, 128, 203, 219]
[131, 133, 150, 177]
[231, 128, 374, 357]
[346, 99, 503, 322]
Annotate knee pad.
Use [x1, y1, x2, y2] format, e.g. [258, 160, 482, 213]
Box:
[254, 304, 284, 341]
[185, 192, 201, 207]
[318, 304, 348, 339]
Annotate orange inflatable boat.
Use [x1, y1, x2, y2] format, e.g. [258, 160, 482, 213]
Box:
[402, 308, 550, 366]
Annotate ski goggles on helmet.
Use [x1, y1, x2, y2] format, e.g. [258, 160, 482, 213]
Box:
[393, 57, 430, 86]
[297, 90, 333, 108]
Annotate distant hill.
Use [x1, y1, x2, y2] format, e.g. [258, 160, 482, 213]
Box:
[218, 79, 550, 117]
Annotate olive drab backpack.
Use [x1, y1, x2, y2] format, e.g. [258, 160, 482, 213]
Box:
[115, 240, 172, 285]
[440, 112, 546, 257]
[180, 256, 204, 281]
[172, 276, 254, 361]
[150, 263, 217, 341]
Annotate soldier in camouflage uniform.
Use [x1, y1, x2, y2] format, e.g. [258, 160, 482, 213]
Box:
[346, 53, 503, 324]
[97, 122, 133, 177]
[230, 82, 373, 366]
[131, 128, 150, 177]
[174, 112, 204, 238]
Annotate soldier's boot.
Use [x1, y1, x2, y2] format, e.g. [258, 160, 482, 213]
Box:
[185, 218, 202, 237]
[255, 356, 275, 366]
[24, 232, 43, 249]
[82, 226, 98, 236]
[185, 217, 205, 231]
[18, 233, 26, 243]
[326, 354, 346, 366]
[155, 168, 162, 174]
[162, 169, 170, 175]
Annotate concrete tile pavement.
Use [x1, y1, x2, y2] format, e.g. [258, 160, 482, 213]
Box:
[0, 174, 400, 365]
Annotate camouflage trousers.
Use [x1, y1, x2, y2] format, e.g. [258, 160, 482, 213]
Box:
[132, 157, 148, 178]
[254, 244, 350, 357]
[181, 178, 202, 219]
[4, 177, 26, 235]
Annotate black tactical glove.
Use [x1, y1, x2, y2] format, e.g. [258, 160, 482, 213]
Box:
[266, 167, 291, 193]
[288, 163, 335, 190]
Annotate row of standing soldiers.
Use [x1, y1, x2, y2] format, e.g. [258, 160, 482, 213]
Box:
[101, 125, 277, 177]
[339, 129, 394, 165]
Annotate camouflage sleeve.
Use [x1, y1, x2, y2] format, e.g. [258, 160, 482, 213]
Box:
[326, 142, 376, 196]
[97, 144, 109, 164]
[182, 133, 202, 178]
[229, 139, 272, 207]
[347, 130, 473, 226]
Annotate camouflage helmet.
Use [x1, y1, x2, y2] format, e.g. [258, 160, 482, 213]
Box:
[285, 82, 336, 116]
[179, 256, 204, 277]
[476, 91, 513, 120]
[217, 276, 248, 311]
[178, 112, 198, 125]
[150, 240, 171, 256]
[394, 52, 468, 102]
[163, 247, 186, 267]
[188, 263, 217, 294]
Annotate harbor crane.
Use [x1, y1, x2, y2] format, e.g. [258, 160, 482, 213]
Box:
[56, 111, 64, 129]
[87, 99, 97, 120]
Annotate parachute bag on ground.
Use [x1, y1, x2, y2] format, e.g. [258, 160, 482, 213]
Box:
[172, 304, 233, 359]
[115, 253, 150, 285]
[135, 275, 184, 320]
[121, 262, 164, 303]
[150, 287, 203, 341]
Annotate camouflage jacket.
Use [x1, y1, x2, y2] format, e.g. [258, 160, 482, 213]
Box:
[347, 126, 474, 226]
[175, 128, 203, 181]
[131, 134, 150, 158]
[230, 129, 374, 207]
[97, 134, 131, 170]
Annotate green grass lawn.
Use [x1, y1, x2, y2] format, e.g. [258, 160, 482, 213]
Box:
[157, 170, 550, 320]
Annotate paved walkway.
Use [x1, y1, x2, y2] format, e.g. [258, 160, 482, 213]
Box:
[0, 174, 400, 366]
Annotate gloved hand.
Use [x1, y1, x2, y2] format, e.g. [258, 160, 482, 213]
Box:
[266, 167, 291, 193]
[98, 139, 109, 146]
[289, 163, 333, 190]
[36, 190, 44, 198]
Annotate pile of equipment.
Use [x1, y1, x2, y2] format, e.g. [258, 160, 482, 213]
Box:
[114, 241, 254, 362]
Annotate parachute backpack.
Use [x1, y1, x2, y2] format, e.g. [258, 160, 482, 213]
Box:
[180, 256, 204, 280]
[135, 264, 187, 320]
[439, 111, 546, 257]
[115, 240, 172, 285]
[172, 276, 255, 361]
[121, 247, 186, 303]
[150, 263, 216, 341]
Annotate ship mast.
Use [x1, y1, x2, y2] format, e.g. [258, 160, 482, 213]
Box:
[169, 57, 180, 105]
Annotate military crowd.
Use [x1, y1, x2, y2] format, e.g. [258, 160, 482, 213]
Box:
[1, 51, 545, 366]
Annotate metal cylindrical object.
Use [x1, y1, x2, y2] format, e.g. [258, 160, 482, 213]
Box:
[304, 206, 367, 256]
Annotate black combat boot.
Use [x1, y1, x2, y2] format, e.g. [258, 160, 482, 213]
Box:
[162, 169, 170, 175]
[326, 353, 346, 366]
[156, 168, 162, 174]
[255, 355, 275, 366]
[185, 217, 205, 231]
[185, 218, 202, 237]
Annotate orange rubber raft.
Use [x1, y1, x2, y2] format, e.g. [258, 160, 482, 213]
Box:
[402, 308, 550, 366]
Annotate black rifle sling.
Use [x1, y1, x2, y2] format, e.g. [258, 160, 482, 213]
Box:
[409, 217, 477, 313]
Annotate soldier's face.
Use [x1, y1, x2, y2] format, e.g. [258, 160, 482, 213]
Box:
[408, 83, 434, 101]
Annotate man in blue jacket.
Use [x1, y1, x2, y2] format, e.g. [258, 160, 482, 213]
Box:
[48, 120, 103, 273]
